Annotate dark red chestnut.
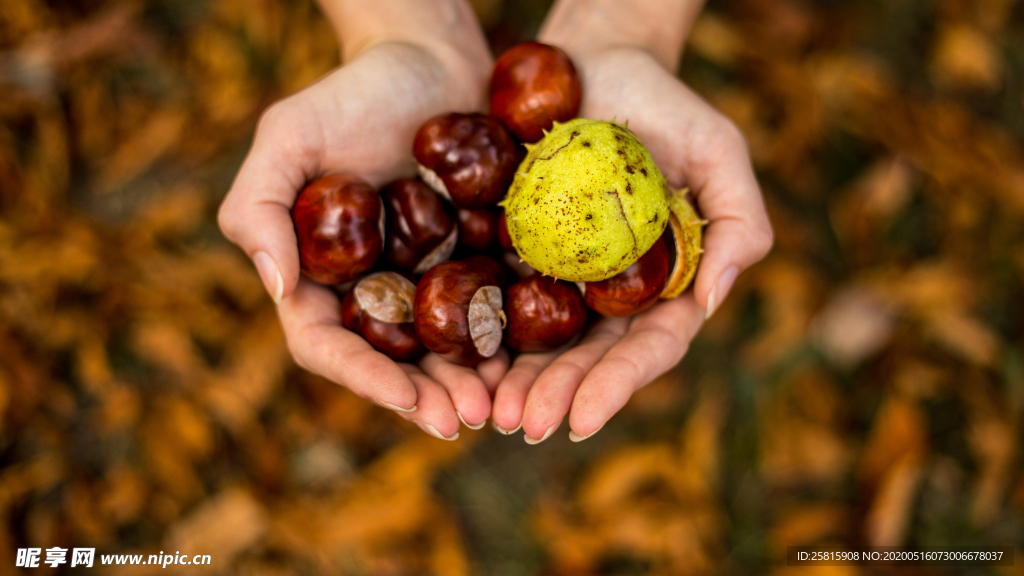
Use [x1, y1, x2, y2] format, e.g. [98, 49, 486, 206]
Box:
[413, 113, 519, 209]
[497, 209, 514, 251]
[341, 272, 425, 362]
[464, 254, 509, 289]
[489, 42, 582, 142]
[457, 208, 500, 250]
[292, 173, 383, 285]
[414, 260, 506, 366]
[381, 178, 457, 273]
[583, 239, 670, 317]
[504, 275, 587, 352]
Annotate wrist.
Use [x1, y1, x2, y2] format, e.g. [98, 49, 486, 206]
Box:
[317, 0, 492, 110]
[538, 0, 704, 71]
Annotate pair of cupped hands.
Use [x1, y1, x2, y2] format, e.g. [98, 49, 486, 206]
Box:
[218, 3, 773, 443]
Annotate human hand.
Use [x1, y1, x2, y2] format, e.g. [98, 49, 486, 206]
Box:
[218, 1, 507, 440]
[491, 2, 773, 443]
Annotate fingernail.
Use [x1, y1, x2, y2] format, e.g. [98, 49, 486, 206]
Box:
[458, 411, 486, 430]
[413, 420, 459, 441]
[705, 265, 739, 320]
[492, 420, 522, 435]
[253, 251, 284, 304]
[568, 423, 604, 442]
[524, 423, 558, 445]
[378, 400, 417, 413]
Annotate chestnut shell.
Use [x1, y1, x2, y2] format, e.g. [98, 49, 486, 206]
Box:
[412, 113, 519, 209]
[504, 275, 587, 352]
[489, 42, 582, 142]
[292, 174, 383, 285]
[583, 238, 670, 317]
[381, 178, 454, 269]
[414, 260, 502, 366]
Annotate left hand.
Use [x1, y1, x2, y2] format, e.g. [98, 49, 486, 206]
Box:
[490, 46, 774, 443]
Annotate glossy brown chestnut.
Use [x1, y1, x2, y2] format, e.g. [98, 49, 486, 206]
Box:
[414, 260, 505, 366]
[381, 178, 457, 273]
[341, 272, 425, 362]
[489, 42, 582, 142]
[292, 173, 383, 285]
[464, 254, 509, 289]
[457, 208, 500, 250]
[504, 275, 587, 352]
[583, 238, 670, 317]
[412, 113, 519, 209]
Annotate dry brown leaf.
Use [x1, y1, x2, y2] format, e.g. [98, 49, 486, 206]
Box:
[131, 321, 205, 378]
[770, 565, 862, 576]
[96, 384, 142, 434]
[203, 310, 289, 433]
[162, 488, 268, 564]
[100, 467, 149, 527]
[925, 310, 1001, 368]
[932, 24, 1003, 90]
[577, 444, 678, 514]
[97, 107, 188, 191]
[428, 515, 471, 576]
[864, 452, 924, 546]
[891, 360, 946, 400]
[768, 506, 849, 555]
[741, 259, 824, 371]
[759, 369, 853, 486]
[859, 395, 928, 487]
[810, 286, 896, 367]
[689, 14, 741, 67]
[966, 400, 1016, 526]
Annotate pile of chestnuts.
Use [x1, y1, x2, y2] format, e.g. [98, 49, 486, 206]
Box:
[291, 42, 698, 366]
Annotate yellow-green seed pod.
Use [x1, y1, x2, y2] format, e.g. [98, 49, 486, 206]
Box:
[503, 119, 670, 282]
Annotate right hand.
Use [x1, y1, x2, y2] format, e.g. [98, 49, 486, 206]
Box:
[218, 36, 507, 440]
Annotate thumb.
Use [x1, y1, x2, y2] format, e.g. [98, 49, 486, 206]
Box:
[218, 103, 322, 303]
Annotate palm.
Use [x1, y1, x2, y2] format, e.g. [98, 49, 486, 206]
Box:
[220, 43, 501, 440]
[491, 48, 772, 442]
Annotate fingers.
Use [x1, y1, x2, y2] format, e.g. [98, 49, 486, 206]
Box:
[476, 348, 510, 395]
[491, 348, 562, 434]
[567, 296, 704, 440]
[519, 318, 629, 442]
[219, 102, 323, 303]
[395, 364, 461, 440]
[685, 121, 773, 318]
[579, 56, 773, 319]
[419, 353, 493, 429]
[278, 278, 418, 411]
[279, 280, 471, 440]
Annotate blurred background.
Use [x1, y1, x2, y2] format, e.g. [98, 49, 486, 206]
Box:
[1, 0, 1023, 574]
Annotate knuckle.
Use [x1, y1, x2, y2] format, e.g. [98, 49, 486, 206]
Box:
[287, 338, 311, 372]
[719, 118, 750, 154]
[255, 100, 319, 164]
[282, 322, 313, 371]
[216, 197, 239, 241]
[256, 100, 291, 135]
[753, 220, 775, 259]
